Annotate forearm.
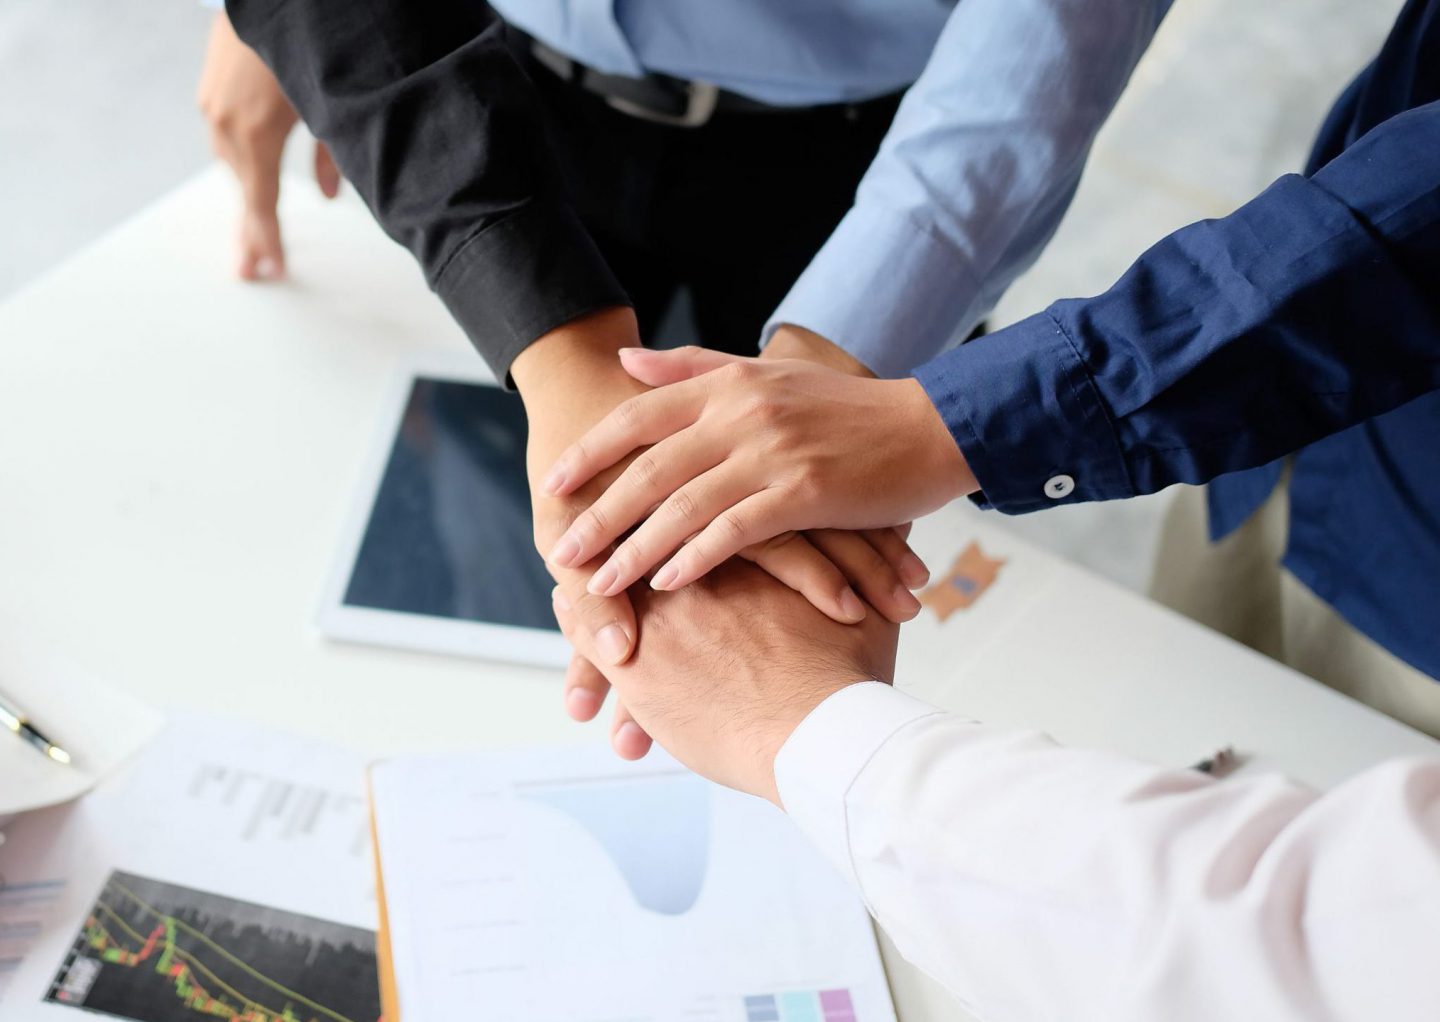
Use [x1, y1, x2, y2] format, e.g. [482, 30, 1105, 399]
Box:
[514, 307, 644, 438]
[915, 100, 1440, 513]
[776, 683, 1440, 1021]
[226, 0, 628, 381]
[766, 0, 1171, 377]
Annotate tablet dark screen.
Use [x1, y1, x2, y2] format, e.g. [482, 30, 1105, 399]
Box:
[343, 378, 558, 632]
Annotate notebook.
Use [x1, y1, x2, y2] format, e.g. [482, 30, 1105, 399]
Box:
[369, 744, 896, 1022]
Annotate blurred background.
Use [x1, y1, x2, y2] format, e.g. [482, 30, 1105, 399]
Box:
[0, 0, 1407, 591]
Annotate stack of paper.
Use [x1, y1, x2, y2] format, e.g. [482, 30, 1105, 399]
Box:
[370, 745, 896, 1022]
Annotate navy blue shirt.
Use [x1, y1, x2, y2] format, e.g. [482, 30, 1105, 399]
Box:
[916, 0, 1440, 680]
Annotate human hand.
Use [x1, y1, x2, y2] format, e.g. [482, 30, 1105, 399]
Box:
[543, 346, 976, 599]
[541, 325, 932, 625]
[552, 560, 899, 805]
[196, 12, 341, 280]
[520, 311, 922, 757]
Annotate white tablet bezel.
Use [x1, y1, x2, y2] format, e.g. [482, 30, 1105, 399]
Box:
[317, 351, 571, 668]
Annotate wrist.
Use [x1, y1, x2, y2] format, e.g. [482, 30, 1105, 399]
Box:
[764, 324, 875, 379]
[897, 377, 978, 500]
[511, 306, 639, 401]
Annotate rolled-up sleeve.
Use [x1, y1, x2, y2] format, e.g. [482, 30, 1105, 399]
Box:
[226, 0, 630, 382]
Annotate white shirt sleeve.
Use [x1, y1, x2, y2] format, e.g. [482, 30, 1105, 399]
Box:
[774, 682, 1440, 1022]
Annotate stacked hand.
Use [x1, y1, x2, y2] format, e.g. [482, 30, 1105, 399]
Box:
[553, 560, 899, 805]
[542, 343, 976, 601]
[197, 12, 340, 280]
[518, 314, 937, 760]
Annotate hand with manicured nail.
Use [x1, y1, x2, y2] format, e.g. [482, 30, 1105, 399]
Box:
[544, 347, 976, 605]
[552, 560, 899, 806]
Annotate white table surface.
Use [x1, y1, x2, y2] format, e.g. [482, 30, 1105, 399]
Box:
[1, 169, 1433, 1022]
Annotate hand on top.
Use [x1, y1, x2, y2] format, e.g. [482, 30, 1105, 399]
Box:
[542, 342, 975, 604]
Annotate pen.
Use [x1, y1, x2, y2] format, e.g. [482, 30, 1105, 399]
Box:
[1191, 745, 1237, 777]
[0, 691, 71, 766]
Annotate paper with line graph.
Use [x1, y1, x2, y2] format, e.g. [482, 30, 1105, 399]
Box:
[0, 714, 378, 1021]
[370, 745, 895, 1022]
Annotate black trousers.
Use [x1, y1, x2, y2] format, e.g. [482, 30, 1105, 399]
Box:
[522, 54, 902, 355]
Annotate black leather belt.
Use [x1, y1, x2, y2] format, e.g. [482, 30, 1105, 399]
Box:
[525, 35, 817, 128]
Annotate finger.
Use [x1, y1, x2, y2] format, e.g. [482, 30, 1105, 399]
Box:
[650, 488, 798, 593]
[553, 589, 654, 757]
[563, 653, 609, 722]
[549, 428, 723, 570]
[542, 385, 705, 497]
[238, 208, 286, 281]
[863, 527, 931, 589]
[551, 573, 637, 665]
[808, 529, 922, 624]
[235, 135, 286, 281]
[314, 142, 341, 198]
[895, 521, 914, 541]
[236, 135, 284, 226]
[740, 532, 866, 624]
[611, 701, 653, 760]
[618, 345, 750, 387]
[593, 467, 764, 597]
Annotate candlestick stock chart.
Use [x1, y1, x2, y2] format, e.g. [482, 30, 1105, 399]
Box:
[45, 871, 379, 1022]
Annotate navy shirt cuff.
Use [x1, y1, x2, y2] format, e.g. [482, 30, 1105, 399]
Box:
[913, 311, 1134, 513]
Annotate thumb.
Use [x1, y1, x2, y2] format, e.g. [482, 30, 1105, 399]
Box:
[552, 578, 637, 667]
[314, 141, 341, 199]
[619, 345, 747, 387]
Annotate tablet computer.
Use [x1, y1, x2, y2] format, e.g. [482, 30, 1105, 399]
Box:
[319, 354, 570, 668]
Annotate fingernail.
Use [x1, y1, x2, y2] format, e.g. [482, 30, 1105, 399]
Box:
[597, 624, 631, 665]
[894, 586, 922, 619]
[552, 587, 571, 613]
[615, 720, 646, 755]
[838, 587, 866, 622]
[619, 347, 645, 356]
[566, 687, 600, 720]
[542, 464, 567, 495]
[588, 564, 620, 597]
[549, 534, 582, 568]
[901, 554, 930, 589]
[651, 563, 679, 591]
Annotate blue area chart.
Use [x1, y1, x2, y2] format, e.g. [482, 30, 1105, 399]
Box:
[521, 772, 711, 916]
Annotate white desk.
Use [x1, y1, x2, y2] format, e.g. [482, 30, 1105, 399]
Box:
[1, 170, 1433, 1022]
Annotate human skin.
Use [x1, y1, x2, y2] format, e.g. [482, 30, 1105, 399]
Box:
[552, 560, 899, 805]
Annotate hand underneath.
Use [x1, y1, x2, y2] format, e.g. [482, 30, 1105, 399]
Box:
[197, 12, 341, 280]
[552, 561, 899, 806]
[543, 346, 976, 600]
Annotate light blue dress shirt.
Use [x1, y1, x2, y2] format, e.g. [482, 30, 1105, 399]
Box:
[496, 0, 1173, 376]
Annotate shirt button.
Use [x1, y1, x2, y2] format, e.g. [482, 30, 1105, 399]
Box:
[1044, 474, 1075, 499]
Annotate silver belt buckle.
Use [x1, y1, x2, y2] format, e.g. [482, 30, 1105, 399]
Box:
[606, 81, 720, 128]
